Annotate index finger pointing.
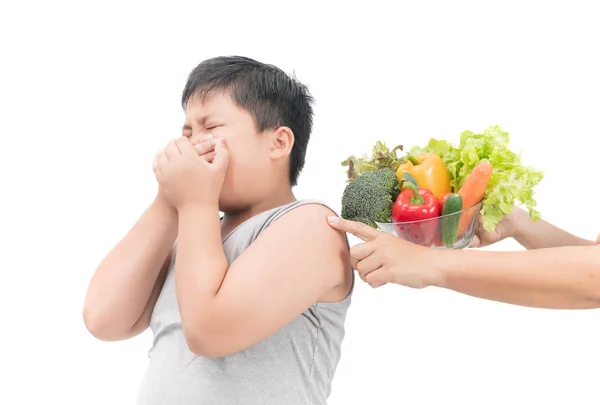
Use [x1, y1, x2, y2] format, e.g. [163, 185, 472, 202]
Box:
[327, 216, 380, 241]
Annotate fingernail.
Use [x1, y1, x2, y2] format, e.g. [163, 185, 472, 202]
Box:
[327, 216, 339, 223]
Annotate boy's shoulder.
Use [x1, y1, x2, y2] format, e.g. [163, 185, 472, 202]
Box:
[255, 199, 344, 236]
[222, 198, 352, 303]
[262, 199, 348, 251]
[223, 199, 346, 254]
[267, 199, 338, 222]
[265, 200, 352, 302]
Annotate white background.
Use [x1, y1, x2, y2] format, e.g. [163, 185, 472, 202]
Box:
[1, 1, 599, 404]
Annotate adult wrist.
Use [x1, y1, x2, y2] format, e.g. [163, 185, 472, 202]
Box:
[429, 249, 461, 288]
[511, 206, 529, 240]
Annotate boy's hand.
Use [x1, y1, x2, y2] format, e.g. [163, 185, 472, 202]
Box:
[153, 136, 229, 211]
[327, 216, 442, 289]
[152, 135, 219, 208]
[190, 133, 219, 163]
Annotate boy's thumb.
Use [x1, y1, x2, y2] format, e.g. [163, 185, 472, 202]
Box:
[213, 138, 230, 170]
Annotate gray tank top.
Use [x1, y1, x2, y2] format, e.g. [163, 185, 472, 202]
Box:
[136, 199, 353, 405]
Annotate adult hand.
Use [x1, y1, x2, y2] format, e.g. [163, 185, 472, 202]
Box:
[327, 216, 442, 289]
[469, 207, 521, 248]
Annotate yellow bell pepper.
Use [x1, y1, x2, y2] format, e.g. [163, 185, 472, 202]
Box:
[395, 153, 452, 199]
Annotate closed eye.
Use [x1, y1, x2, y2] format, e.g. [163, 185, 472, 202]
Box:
[205, 123, 224, 131]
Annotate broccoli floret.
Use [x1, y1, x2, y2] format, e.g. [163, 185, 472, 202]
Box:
[341, 168, 401, 228]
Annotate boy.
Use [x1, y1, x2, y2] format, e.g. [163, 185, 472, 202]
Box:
[83, 56, 353, 404]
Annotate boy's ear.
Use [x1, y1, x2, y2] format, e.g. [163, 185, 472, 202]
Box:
[268, 126, 295, 160]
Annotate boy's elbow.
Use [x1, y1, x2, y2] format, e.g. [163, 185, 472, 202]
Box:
[83, 306, 112, 340]
[185, 338, 217, 358]
[574, 279, 600, 309]
[183, 329, 224, 358]
[588, 287, 600, 308]
[82, 305, 134, 342]
[584, 259, 600, 307]
[182, 321, 236, 358]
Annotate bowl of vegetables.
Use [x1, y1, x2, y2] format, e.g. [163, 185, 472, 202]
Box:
[340, 126, 545, 249]
[376, 199, 484, 249]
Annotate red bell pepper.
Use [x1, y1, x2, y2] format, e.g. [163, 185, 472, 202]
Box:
[392, 182, 441, 245]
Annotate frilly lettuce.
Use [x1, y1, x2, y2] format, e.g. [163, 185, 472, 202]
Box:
[342, 141, 403, 180]
[410, 126, 543, 231]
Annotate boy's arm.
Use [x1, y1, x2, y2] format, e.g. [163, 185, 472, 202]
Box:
[175, 204, 351, 358]
[83, 196, 177, 341]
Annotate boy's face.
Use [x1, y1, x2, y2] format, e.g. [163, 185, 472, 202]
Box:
[182, 92, 272, 212]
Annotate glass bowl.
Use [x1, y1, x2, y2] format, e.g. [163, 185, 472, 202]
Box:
[375, 201, 483, 249]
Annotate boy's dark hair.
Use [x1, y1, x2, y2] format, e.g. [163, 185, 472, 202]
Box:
[182, 56, 314, 187]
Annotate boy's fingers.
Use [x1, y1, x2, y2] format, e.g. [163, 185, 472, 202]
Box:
[327, 217, 379, 241]
[190, 133, 217, 146]
[201, 151, 216, 162]
[194, 139, 217, 156]
[176, 137, 197, 156]
[152, 152, 159, 171]
[154, 148, 169, 168]
[212, 138, 230, 169]
[165, 139, 180, 159]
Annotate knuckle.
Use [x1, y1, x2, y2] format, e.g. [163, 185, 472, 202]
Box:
[364, 272, 378, 285]
[377, 232, 390, 242]
[355, 262, 365, 273]
[382, 251, 394, 264]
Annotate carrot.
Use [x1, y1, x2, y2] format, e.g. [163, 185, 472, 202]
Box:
[457, 161, 493, 235]
[458, 160, 493, 207]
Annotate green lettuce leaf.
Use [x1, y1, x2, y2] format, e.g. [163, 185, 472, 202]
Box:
[411, 126, 544, 231]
